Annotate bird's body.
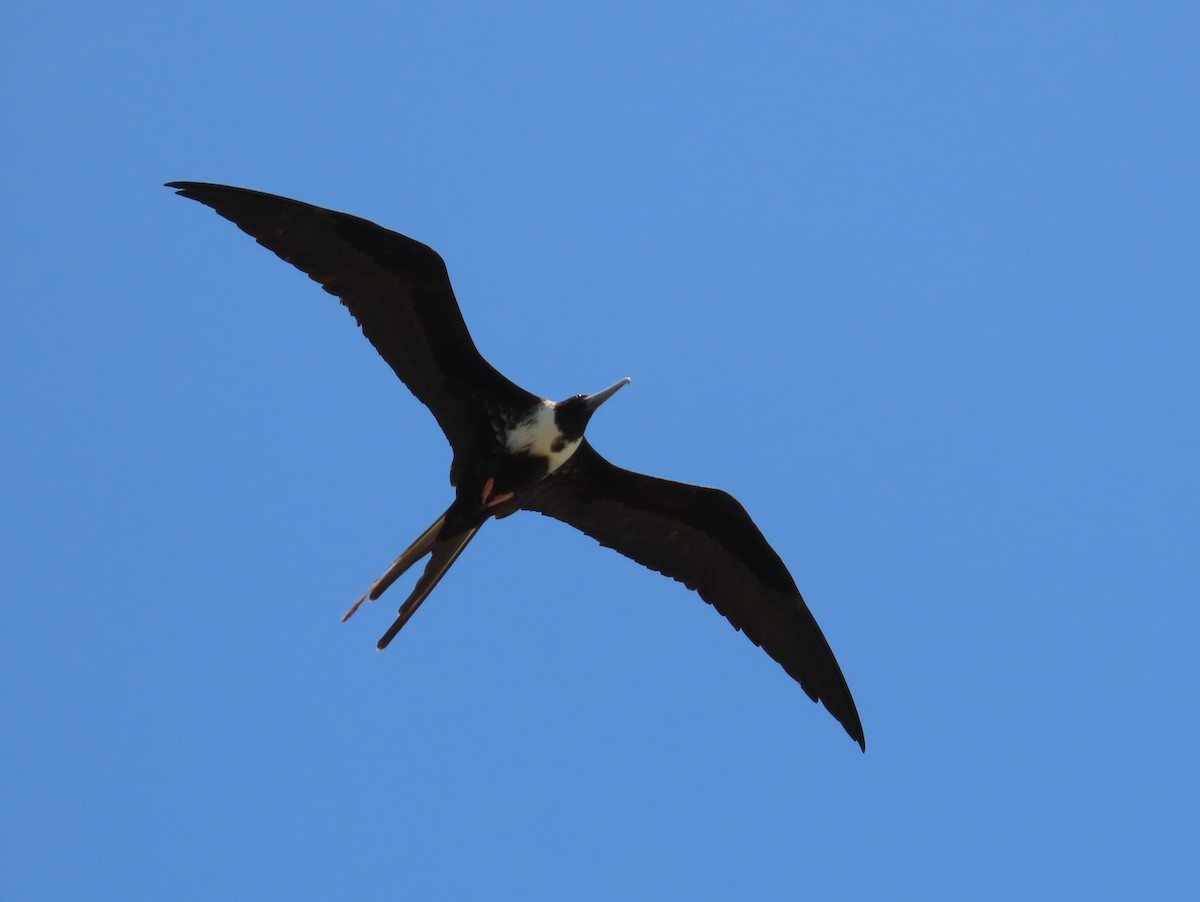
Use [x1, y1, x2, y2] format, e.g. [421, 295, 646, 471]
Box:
[168, 181, 866, 750]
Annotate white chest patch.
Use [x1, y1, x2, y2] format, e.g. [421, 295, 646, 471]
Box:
[505, 402, 581, 473]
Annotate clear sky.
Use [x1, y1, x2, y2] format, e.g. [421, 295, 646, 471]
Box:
[4, 2, 1197, 899]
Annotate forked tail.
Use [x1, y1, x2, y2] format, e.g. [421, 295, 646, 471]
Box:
[374, 522, 482, 649]
[341, 507, 451, 622]
[340, 504, 484, 650]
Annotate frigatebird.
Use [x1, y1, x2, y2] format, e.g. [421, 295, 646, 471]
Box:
[167, 181, 865, 750]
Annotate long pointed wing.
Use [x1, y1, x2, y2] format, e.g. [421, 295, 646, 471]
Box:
[521, 440, 865, 750]
[167, 182, 538, 459]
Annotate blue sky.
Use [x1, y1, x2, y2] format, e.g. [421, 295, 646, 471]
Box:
[4, 2, 1197, 899]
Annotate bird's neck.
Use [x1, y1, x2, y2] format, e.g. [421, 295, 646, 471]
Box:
[503, 402, 580, 473]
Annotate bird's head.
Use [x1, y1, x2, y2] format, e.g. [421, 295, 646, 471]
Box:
[554, 377, 631, 441]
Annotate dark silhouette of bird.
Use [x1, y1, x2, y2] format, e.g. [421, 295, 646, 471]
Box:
[167, 181, 866, 750]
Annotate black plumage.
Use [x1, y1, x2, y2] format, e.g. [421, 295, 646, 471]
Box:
[168, 181, 865, 750]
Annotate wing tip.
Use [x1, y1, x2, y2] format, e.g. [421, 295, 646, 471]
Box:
[827, 699, 866, 753]
[838, 708, 866, 753]
[165, 181, 215, 205]
[166, 181, 249, 205]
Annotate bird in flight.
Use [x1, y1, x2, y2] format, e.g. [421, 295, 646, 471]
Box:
[167, 182, 865, 750]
